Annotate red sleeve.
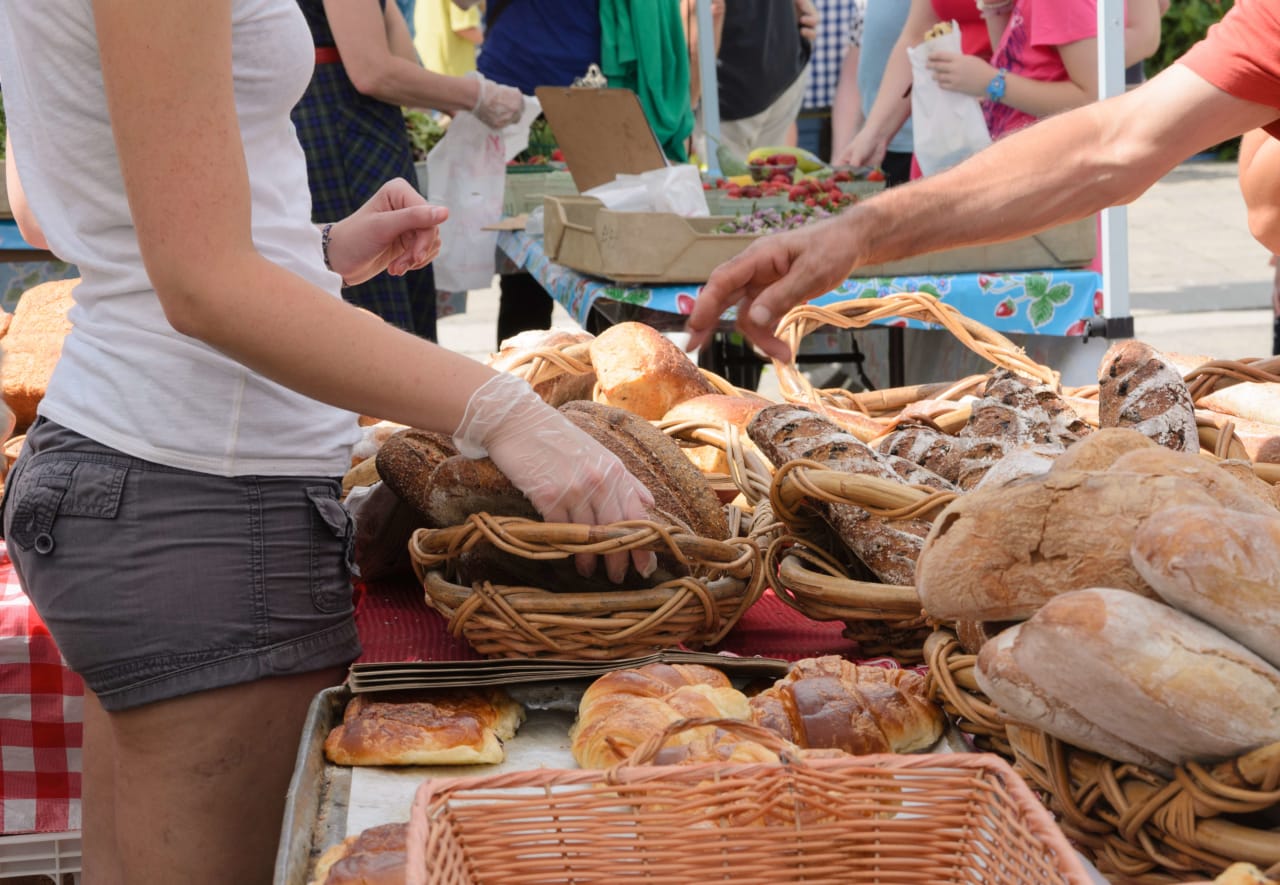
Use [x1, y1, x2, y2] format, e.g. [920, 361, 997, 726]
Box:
[1178, 0, 1280, 137]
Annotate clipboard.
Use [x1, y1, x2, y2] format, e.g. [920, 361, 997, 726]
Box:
[534, 86, 668, 193]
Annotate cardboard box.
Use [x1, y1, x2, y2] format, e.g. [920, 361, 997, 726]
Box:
[543, 195, 754, 285]
[502, 167, 578, 217]
[855, 215, 1097, 276]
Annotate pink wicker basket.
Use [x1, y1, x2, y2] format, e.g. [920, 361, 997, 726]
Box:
[404, 717, 1094, 885]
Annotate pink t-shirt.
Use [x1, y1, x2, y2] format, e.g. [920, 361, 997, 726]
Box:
[983, 0, 1098, 138]
[932, 0, 993, 60]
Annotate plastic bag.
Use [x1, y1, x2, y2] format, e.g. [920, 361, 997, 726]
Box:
[427, 97, 542, 291]
[584, 165, 710, 216]
[907, 22, 992, 176]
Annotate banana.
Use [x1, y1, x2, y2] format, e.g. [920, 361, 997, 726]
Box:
[746, 146, 828, 173]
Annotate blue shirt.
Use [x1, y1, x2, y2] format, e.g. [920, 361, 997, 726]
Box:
[858, 0, 913, 154]
[477, 0, 601, 95]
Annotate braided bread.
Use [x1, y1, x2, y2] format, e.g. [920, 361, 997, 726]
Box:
[569, 663, 762, 768]
[748, 657, 944, 754]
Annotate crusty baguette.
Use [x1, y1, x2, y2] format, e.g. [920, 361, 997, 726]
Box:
[750, 404, 953, 585]
[1097, 340, 1198, 452]
[1132, 505, 1280, 669]
[975, 624, 1174, 773]
[1011, 588, 1280, 765]
[660, 392, 771, 476]
[916, 469, 1225, 621]
[1198, 381, 1280, 429]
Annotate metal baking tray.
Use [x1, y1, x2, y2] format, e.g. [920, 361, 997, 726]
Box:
[272, 682, 589, 885]
[272, 676, 983, 885]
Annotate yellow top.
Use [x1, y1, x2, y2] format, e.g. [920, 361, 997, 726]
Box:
[414, 0, 483, 77]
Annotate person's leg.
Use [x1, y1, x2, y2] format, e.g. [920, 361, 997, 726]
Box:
[80, 693, 123, 885]
[106, 668, 345, 885]
[749, 73, 809, 153]
[496, 272, 555, 348]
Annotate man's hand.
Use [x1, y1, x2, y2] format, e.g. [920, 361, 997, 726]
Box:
[795, 0, 819, 43]
[685, 218, 858, 362]
[326, 178, 447, 286]
[926, 52, 997, 98]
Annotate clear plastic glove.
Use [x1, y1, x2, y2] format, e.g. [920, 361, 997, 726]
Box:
[468, 72, 525, 130]
[453, 372, 658, 583]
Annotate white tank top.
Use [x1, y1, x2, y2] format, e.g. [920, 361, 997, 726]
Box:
[0, 0, 359, 476]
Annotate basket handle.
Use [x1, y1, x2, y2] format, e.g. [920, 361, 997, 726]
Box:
[614, 716, 801, 771]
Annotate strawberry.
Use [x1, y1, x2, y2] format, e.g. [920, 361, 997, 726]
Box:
[867, 169, 886, 182]
[551, 148, 565, 162]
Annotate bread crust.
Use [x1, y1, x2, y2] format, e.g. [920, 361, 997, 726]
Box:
[323, 688, 525, 767]
[749, 404, 952, 585]
[1132, 504, 1280, 669]
[588, 322, 717, 420]
[1011, 588, 1280, 764]
[560, 400, 728, 540]
[374, 429, 462, 521]
[975, 624, 1175, 773]
[488, 328, 597, 406]
[748, 656, 944, 755]
[1097, 340, 1198, 452]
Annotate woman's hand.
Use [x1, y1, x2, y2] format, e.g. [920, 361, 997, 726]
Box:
[453, 373, 657, 583]
[326, 179, 448, 286]
[837, 127, 888, 169]
[926, 52, 997, 98]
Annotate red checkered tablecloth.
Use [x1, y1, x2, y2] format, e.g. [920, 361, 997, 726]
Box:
[0, 541, 83, 835]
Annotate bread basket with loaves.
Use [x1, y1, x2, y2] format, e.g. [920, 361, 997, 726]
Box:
[403, 716, 1095, 885]
[746, 294, 1066, 663]
[904, 339, 1280, 883]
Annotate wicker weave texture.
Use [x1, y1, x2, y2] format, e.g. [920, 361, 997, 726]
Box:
[405, 747, 1093, 885]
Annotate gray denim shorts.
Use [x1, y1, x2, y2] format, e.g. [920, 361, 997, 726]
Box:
[1, 419, 362, 711]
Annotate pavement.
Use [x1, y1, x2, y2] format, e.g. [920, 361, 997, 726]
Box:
[439, 158, 1276, 376]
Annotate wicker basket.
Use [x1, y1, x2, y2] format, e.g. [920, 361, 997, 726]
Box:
[756, 462, 958, 663]
[407, 515, 764, 660]
[770, 294, 1059, 442]
[1006, 727, 1280, 884]
[923, 627, 1280, 883]
[923, 627, 1013, 757]
[404, 717, 1095, 885]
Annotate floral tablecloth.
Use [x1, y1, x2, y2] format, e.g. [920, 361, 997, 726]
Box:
[496, 230, 1107, 337]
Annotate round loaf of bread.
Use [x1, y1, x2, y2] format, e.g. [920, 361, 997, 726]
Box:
[588, 322, 717, 420]
[661, 392, 770, 476]
[374, 429, 462, 522]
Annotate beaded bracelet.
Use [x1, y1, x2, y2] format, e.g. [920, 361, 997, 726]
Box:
[320, 222, 335, 271]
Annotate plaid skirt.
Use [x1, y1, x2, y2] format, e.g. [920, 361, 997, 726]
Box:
[292, 60, 437, 340]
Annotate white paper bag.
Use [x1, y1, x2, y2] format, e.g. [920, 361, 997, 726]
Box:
[907, 22, 992, 176]
[427, 97, 542, 291]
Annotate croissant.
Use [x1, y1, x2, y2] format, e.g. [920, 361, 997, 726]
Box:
[748, 656, 944, 755]
[570, 663, 762, 768]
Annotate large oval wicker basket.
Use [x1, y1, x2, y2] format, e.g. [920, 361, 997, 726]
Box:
[407, 514, 764, 660]
[924, 626, 1280, 884]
